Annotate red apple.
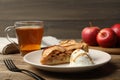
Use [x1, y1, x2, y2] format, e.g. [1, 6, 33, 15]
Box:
[97, 28, 117, 48]
[111, 24, 120, 47]
[81, 27, 100, 46]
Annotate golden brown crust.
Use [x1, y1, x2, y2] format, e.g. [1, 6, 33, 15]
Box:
[40, 45, 69, 65]
[60, 40, 77, 46]
[40, 40, 88, 65]
[42, 45, 65, 57]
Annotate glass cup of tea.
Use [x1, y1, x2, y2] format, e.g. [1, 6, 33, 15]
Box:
[5, 21, 44, 56]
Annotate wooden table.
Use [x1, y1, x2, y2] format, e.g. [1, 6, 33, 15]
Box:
[0, 53, 120, 80]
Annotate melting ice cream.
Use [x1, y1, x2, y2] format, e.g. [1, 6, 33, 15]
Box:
[69, 49, 94, 66]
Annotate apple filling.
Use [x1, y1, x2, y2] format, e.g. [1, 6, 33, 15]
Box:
[40, 40, 89, 65]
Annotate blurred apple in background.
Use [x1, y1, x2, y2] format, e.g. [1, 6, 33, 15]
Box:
[111, 24, 120, 47]
[97, 28, 117, 48]
[81, 23, 100, 46]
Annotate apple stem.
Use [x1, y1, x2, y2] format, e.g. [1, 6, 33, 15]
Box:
[89, 22, 93, 27]
[101, 32, 106, 37]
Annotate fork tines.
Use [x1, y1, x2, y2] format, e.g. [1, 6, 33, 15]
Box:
[3, 59, 44, 80]
[3, 59, 17, 71]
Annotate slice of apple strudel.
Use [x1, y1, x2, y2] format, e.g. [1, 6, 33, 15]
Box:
[40, 40, 88, 65]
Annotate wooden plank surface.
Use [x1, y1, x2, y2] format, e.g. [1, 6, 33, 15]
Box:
[0, 0, 120, 39]
[0, 0, 120, 20]
[90, 46, 120, 54]
[0, 53, 120, 80]
[0, 19, 120, 39]
[0, 1, 120, 79]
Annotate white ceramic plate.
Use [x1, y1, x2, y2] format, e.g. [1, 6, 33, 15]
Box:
[23, 49, 111, 72]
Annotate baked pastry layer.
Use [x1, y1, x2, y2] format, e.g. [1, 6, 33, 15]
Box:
[40, 40, 88, 65]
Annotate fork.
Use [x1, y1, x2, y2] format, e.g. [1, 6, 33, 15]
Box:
[3, 59, 45, 80]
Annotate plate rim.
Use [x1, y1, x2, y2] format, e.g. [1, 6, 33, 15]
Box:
[23, 49, 111, 71]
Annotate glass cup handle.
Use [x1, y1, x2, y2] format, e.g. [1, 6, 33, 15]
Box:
[4, 26, 19, 50]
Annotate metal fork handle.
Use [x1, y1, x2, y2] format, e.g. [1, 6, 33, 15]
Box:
[21, 69, 45, 80]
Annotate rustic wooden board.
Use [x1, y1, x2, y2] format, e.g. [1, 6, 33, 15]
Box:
[90, 46, 120, 54]
[1, 53, 120, 80]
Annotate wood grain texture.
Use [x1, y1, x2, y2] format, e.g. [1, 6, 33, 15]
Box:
[0, 52, 120, 80]
[0, 0, 120, 39]
[90, 46, 120, 54]
[0, 0, 120, 20]
[0, 0, 120, 77]
[0, 19, 120, 39]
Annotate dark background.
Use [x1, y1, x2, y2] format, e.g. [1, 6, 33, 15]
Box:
[0, 0, 120, 39]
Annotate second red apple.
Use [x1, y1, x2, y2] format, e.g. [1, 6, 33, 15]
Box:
[97, 28, 117, 48]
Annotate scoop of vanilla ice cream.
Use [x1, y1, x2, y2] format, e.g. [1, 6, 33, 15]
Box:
[69, 49, 94, 66]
